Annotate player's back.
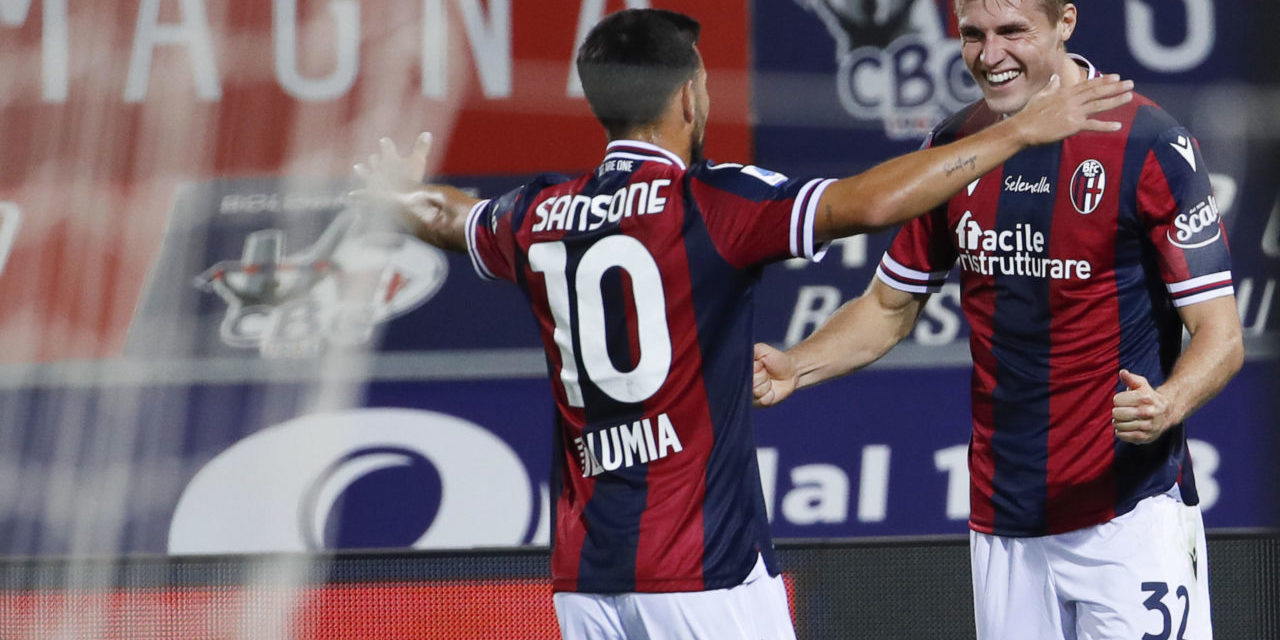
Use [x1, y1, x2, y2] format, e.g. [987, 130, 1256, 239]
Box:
[466, 140, 832, 593]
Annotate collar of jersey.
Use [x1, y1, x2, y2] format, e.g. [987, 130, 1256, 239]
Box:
[1068, 53, 1099, 79]
[603, 140, 687, 171]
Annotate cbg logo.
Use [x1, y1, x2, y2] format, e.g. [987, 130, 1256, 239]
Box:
[169, 409, 548, 553]
[196, 211, 448, 358]
[799, 0, 980, 139]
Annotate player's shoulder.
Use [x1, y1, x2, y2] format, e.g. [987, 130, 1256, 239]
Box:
[687, 159, 810, 201]
[1123, 92, 1194, 147]
[927, 100, 996, 147]
[492, 172, 576, 211]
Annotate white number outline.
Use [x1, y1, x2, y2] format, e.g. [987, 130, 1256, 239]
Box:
[529, 237, 672, 407]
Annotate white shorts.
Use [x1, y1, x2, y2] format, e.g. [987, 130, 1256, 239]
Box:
[553, 554, 797, 640]
[970, 492, 1212, 640]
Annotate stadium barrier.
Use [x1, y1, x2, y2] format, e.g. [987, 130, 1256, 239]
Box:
[2, 531, 1276, 639]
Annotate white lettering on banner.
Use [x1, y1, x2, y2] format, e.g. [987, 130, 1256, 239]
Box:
[934, 444, 969, 520]
[1125, 0, 1215, 73]
[0, 202, 21, 280]
[748, 439, 1227, 530]
[274, 0, 359, 101]
[913, 283, 962, 346]
[422, 0, 511, 99]
[1207, 174, 1237, 212]
[782, 464, 849, 525]
[1188, 439, 1219, 510]
[784, 285, 842, 347]
[758, 447, 780, 522]
[0, 0, 67, 101]
[857, 445, 890, 522]
[6, 0, 628, 103]
[566, 0, 649, 96]
[838, 34, 976, 139]
[756, 446, 883, 526]
[1262, 196, 1280, 258]
[786, 235, 867, 269]
[219, 192, 349, 215]
[803, 0, 980, 139]
[0, 0, 32, 24]
[125, 0, 221, 103]
[1235, 278, 1276, 337]
[837, 235, 868, 268]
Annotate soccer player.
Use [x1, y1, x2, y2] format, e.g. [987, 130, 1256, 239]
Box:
[752, 1, 1244, 638]
[354, 8, 1131, 639]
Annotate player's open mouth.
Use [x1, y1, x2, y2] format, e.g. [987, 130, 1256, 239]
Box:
[985, 69, 1021, 86]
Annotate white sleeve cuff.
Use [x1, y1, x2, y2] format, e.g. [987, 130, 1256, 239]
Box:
[875, 253, 949, 294]
[464, 199, 497, 280]
[789, 178, 836, 262]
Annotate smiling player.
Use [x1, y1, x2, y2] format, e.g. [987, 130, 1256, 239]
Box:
[753, 1, 1244, 638]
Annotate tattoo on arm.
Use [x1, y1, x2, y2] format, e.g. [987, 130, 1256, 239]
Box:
[944, 155, 978, 176]
[824, 203, 834, 229]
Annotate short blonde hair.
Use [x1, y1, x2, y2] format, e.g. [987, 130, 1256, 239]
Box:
[955, 0, 1069, 23]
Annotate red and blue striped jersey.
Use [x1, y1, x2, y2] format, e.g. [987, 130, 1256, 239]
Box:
[466, 140, 832, 592]
[877, 59, 1233, 537]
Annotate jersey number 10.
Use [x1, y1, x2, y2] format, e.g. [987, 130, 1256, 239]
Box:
[529, 237, 673, 408]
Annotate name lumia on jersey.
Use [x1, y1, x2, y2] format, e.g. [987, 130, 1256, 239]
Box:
[574, 412, 684, 478]
[955, 212, 1094, 280]
[531, 179, 672, 234]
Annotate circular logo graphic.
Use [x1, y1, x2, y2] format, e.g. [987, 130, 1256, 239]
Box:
[169, 408, 541, 553]
[300, 446, 445, 550]
[1069, 159, 1107, 215]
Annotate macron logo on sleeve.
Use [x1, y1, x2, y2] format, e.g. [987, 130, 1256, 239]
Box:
[1170, 135, 1197, 172]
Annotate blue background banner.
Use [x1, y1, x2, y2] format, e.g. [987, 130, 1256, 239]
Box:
[1, 0, 1275, 558]
[0, 360, 1274, 557]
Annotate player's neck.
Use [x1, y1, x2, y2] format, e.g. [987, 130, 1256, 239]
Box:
[614, 123, 693, 166]
[1057, 53, 1088, 89]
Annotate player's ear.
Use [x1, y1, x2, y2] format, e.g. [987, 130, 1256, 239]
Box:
[680, 79, 696, 125]
[1059, 4, 1077, 42]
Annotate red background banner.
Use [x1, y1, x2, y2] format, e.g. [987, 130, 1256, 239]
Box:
[0, 1, 750, 362]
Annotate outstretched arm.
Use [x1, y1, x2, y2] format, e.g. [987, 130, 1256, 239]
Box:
[754, 278, 926, 407]
[814, 74, 1134, 241]
[1112, 296, 1244, 444]
[351, 133, 478, 253]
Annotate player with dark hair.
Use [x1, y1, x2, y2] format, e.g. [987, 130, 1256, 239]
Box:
[753, 1, 1243, 638]
[355, 8, 1131, 638]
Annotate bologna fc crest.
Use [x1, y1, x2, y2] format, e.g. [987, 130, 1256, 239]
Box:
[1070, 159, 1107, 214]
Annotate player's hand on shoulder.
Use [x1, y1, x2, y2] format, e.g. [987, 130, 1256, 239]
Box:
[753, 342, 798, 408]
[1015, 74, 1134, 146]
[1111, 369, 1174, 445]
